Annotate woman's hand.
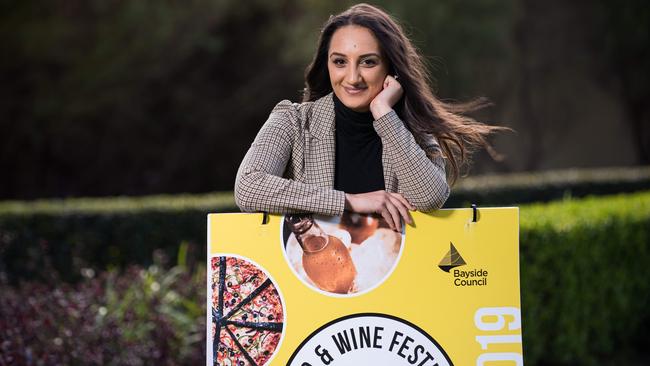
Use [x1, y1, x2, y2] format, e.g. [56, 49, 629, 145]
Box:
[344, 190, 415, 231]
[369, 75, 403, 120]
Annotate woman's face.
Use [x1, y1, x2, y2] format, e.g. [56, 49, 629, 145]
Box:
[327, 25, 389, 112]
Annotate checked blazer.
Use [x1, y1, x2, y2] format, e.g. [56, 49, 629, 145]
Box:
[234, 92, 450, 216]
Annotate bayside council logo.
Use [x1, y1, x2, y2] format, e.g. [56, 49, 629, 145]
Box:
[437, 242, 489, 287]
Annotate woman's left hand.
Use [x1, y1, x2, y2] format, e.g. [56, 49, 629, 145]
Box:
[370, 75, 403, 120]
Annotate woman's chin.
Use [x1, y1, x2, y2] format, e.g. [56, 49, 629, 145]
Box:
[338, 96, 371, 112]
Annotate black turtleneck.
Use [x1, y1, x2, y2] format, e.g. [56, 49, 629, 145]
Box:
[333, 93, 385, 194]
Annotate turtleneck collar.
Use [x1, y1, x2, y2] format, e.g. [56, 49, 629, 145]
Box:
[332, 92, 374, 127]
[332, 92, 385, 193]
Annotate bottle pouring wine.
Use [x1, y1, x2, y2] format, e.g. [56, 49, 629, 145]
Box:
[285, 214, 357, 294]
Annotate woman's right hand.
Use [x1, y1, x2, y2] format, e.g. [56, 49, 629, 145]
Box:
[344, 190, 415, 231]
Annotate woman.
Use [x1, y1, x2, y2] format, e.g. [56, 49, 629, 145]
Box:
[235, 3, 504, 230]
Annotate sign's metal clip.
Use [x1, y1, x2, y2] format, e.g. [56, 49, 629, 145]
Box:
[471, 203, 478, 222]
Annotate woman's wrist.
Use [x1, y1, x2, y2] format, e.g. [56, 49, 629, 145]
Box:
[370, 103, 393, 120]
[344, 193, 354, 211]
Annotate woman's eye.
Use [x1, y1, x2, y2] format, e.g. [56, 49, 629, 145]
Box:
[361, 59, 378, 67]
[332, 59, 346, 66]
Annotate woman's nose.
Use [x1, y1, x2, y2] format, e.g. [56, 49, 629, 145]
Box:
[346, 66, 361, 84]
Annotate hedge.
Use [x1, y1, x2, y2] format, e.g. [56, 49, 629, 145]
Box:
[0, 192, 236, 283]
[445, 165, 650, 207]
[519, 190, 650, 365]
[1, 190, 649, 364]
[1, 166, 649, 283]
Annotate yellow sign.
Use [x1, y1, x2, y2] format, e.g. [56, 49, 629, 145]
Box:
[207, 208, 522, 365]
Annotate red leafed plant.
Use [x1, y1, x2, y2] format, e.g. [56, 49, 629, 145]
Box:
[0, 248, 206, 365]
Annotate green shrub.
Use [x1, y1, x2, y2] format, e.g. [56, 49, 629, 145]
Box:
[0, 192, 236, 282]
[519, 190, 650, 365]
[446, 166, 650, 207]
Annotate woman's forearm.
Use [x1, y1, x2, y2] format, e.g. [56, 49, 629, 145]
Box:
[235, 164, 346, 216]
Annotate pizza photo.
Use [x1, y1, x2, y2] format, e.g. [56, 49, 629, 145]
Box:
[210, 256, 284, 366]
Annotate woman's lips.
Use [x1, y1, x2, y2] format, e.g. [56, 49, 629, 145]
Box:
[344, 86, 367, 95]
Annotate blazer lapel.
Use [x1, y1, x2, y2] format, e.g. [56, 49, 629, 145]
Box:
[306, 92, 397, 192]
[306, 93, 336, 188]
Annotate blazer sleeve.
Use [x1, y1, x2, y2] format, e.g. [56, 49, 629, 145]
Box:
[234, 101, 346, 216]
[373, 110, 450, 211]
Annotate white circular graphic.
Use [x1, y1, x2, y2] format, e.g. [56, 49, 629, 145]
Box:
[281, 213, 405, 297]
[288, 313, 453, 366]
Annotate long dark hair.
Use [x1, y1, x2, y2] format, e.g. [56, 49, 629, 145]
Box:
[303, 3, 507, 183]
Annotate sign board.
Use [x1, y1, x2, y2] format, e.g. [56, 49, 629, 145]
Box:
[207, 208, 522, 365]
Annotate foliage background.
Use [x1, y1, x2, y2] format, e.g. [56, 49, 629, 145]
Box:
[2, 190, 649, 365]
[1, 0, 650, 364]
[2, 0, 648, 199]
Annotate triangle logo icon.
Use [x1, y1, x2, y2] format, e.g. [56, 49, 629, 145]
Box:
[438, 242, 466, 273]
